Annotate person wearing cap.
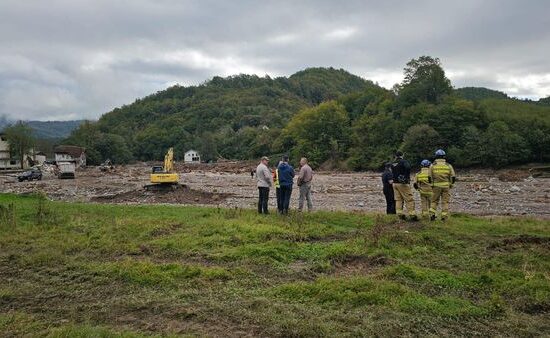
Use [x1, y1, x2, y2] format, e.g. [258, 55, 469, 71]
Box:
[277, 155, 295, 215]
[414, 159, 433, 218]
[256, 156, 272, 214]
[381, 162, 396, 214]
[391, 151, 418, 221]
[297, 157, 314, 212]
[429, 149, 456, 221]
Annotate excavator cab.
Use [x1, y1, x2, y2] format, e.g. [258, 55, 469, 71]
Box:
[147, 148, 180, 189]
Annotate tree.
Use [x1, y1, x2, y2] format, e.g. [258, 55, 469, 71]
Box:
[483, 121, 530, 168]
[279, 101, 351, 167]
[94, 133, 133, 164]
[3, 121, 35, 169]
[400, 124, 442, 166]
[396, 56, 452, 107]
[447, 125, 484, 167]
[198, 132, 218, 162]
[348, 113, 403, 170]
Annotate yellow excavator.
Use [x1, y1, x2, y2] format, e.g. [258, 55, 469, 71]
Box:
[146, 147, 179, 190]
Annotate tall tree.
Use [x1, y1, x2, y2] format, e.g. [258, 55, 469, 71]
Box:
[278, 101, 351, 167]
[400, 124, 442, 166]
[396, 56, 453, 106]
[3, 121, 35, 169]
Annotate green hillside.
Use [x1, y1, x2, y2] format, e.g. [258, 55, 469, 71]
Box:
[66, 68, 377, 163]
[0, 120, 84, 140]
[480, 98, 550, 123]
[64, 57, 550, 168]
[454, 87, 508, 101]
[27, 120, 85, 139]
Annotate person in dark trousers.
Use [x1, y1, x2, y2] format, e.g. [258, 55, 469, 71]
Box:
[277, 155, 295, 215]
[391, 151, 418, 221]
[273, 161, 282, 212]
[255, 156, 272, 214]
[382, 162, 396, 214]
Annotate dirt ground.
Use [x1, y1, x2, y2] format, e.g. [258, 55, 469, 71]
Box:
[1, 163, 549, 217]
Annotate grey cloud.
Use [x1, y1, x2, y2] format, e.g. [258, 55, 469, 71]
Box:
[0, 0, 549, 121]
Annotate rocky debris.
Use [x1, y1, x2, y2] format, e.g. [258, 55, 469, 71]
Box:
[91, 185, 231, 205]
[498, 170, 531, 182]
[0, 164, 548, 217]
[510, 185, 521, 193]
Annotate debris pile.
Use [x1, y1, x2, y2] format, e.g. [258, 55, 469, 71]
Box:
[0, 164, 548, 217]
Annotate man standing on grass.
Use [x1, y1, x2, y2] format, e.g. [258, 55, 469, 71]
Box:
[297, 157, 314, 212]
[255, 156, 272, 214]
[382, 162, 396, 214]
[429, 149, 456, 221]
[391, 151, 418, 221]
[277, 155, 295, 215]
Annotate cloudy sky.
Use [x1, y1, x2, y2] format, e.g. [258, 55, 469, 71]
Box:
[1, 0, 549, 121]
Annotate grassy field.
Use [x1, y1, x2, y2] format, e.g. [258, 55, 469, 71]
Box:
[0, 193, 549, 337]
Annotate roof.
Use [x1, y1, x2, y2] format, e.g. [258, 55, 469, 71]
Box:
[54, 145, 86, 158]
[185, 150, 199, 154]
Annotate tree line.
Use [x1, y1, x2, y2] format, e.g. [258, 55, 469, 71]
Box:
[7, 57, 548, 170]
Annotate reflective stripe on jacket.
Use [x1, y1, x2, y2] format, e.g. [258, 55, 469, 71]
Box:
[273, 169, 280, 188]
[415, 168, 432, 194]
[429, 159, 455, 188]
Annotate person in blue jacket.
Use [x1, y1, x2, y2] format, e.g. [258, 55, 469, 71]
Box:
[277, 155, 295, 215]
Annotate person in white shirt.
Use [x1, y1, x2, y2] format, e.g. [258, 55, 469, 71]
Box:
[255, 156, 272, 214]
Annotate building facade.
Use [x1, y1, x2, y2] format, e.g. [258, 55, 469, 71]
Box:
[184, 150, 200, 163]
[54, 145, 86, 167]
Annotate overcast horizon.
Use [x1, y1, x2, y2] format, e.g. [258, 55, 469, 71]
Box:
[1, 0, 549, 122]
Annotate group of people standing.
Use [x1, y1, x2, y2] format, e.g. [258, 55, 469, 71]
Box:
[382, 149, 456, 221]
[255, 155, 314, 215]
[255, 148, 455, 220]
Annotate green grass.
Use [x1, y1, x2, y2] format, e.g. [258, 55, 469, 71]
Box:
[0, 193, 549, 336]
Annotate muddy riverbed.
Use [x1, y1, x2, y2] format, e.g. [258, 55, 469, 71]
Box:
[1, 164, 549, 217]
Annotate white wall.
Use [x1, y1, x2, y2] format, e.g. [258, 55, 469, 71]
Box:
[184, 150, 200, 163]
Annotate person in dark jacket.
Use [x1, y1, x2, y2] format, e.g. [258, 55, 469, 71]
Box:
[277, 155, 295, 215]
[382, 162, 396, 214]
[391, 151, 418, 221]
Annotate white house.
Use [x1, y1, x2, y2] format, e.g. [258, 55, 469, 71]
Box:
[184, 150, 200, 163]
[54, 145, 86, 167]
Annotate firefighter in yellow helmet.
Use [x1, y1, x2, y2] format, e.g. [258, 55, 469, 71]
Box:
[414, 159, 433, 218]
[429, 149, 456, 221]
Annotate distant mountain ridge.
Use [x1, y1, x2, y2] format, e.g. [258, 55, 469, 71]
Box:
[0, 119, 86, 139]
[26, 120, 86, 139]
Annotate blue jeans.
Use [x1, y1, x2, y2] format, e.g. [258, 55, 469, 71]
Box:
[279, 185, 292, 214]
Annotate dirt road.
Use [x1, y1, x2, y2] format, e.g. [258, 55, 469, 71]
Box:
[1, 164, 549, 217]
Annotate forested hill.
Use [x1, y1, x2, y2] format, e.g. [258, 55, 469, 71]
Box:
[67, 67, 377, 163]
[27, 120, 85, 139]
[0, 119, 84, 139]
[454, 87, 508, 101]
[65, 59, 550, 169]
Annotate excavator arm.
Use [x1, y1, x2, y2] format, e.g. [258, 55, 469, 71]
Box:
[149, 147, 179, 186]
[164, 147, 174, 173]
